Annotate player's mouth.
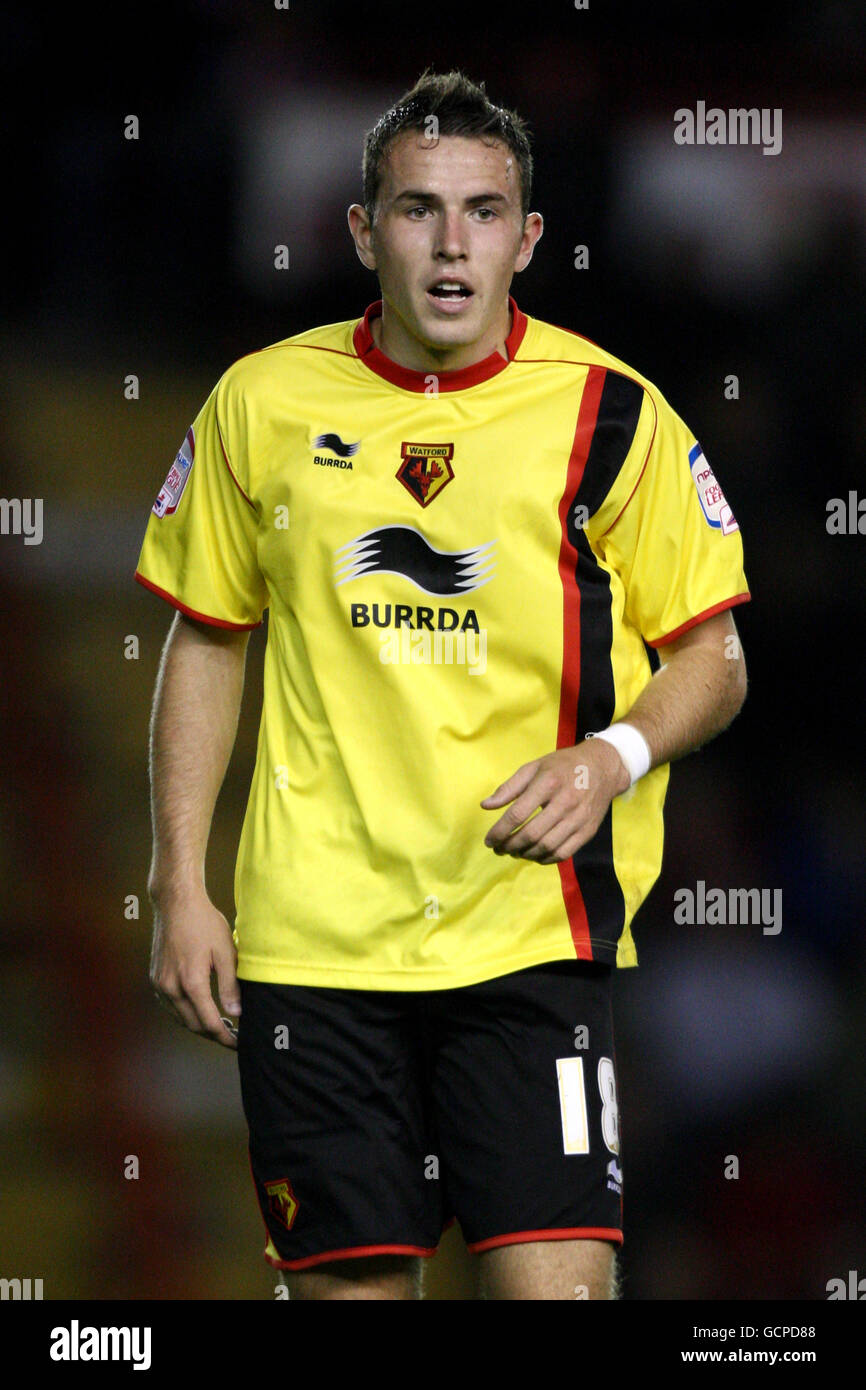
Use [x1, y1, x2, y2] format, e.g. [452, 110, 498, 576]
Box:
[425, 278, 475, 314]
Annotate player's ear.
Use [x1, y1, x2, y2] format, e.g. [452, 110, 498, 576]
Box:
[348, 204, 378, 271]
[514, 212, 543, 274]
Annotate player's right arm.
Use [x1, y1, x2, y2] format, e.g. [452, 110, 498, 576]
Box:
[147, 610, 250, 1049]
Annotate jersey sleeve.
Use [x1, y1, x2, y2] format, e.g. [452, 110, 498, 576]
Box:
[134, 375, 268, 629]
[596, 387, 750, 647]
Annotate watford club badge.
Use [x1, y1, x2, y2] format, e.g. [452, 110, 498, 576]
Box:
[264, 1177, 299, 1231]
[397, 442, 454, 507]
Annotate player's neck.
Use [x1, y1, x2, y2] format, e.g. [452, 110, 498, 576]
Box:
[371, 302, 511, 373]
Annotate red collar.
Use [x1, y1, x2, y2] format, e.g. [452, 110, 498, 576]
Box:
[352, 296, 527, 392]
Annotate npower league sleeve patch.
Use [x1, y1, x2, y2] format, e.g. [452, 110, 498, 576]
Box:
[688, 442, 739, 534]
[153, 426, 195, 517]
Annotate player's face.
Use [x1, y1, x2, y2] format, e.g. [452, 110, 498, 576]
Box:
[348, 133, 543, 371]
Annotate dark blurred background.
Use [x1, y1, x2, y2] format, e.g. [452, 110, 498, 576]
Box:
[1, 0, 864, 1300]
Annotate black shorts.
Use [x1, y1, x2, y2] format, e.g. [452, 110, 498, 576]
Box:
[237, 959, 623, 1270]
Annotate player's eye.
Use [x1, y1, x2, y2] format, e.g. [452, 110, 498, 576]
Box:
[473, 207, 497, 221]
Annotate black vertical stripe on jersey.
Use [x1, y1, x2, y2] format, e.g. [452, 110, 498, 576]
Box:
[568, 370, 645, 956]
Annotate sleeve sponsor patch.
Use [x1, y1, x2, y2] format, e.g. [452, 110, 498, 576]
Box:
[688, 442, 738, 534]
[153, 426, 195, 517]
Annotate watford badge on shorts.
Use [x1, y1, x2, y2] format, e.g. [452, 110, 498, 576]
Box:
[397, 442, 454, 507]
[264, 1177, 299, 1231]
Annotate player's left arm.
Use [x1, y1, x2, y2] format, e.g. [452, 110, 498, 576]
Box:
[481, 609, 747, 864]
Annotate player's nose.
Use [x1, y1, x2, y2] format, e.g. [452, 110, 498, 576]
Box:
[433, 210, 468, 259]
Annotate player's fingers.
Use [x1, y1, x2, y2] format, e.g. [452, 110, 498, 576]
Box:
[537, 822, 598, 864]
[480, 760, 539, 809]
[213, 940, 242, 1021]
[154, 983, 206, 1036]
[484, 800, 539, 848]
[522, 817, 588, 861]
[495, 796, 569, 855]
[484, 771, 559, 848]
[179, 975, 239, 1049]
[509, 803, 593, 860]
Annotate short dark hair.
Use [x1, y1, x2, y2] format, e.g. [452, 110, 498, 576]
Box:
[362, 69, 533, 223]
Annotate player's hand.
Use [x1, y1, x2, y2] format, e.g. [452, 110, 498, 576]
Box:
[149, 887, 241, 1049]
[481, 739, 631, 863]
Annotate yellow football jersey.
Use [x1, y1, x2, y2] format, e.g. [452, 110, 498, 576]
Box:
[135, 299, 750, 989]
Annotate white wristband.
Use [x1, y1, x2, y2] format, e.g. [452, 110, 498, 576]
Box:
[588, 722, 651, 787]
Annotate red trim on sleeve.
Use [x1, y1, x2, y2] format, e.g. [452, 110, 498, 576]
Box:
[555, 365, 607, 960]
[133, 571, 262, 630]
[467, 1226, 623, 1254]
[352, 297, 527, 391]
[649, 592, 751, 648]
[265, 1241, 440, 1271]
